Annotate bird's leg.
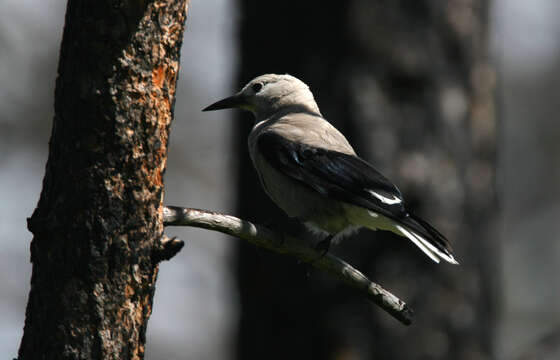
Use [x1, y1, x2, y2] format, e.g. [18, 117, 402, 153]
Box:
[315, 234, 334, 257]
[264, 216, 310, 247]
[261, 218, 284, 245]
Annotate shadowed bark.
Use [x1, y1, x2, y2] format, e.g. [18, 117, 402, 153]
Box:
[18, 1, 189, 359]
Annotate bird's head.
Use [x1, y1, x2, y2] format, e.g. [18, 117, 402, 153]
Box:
[203, 74, 320, 119]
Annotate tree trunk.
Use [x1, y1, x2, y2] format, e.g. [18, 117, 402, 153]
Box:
[18, 1, 188, 359]
[235, 1, 498, 359]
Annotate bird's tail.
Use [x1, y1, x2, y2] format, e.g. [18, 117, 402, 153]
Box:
[393, 214, 459, 264]
[352, 208, 459, 264]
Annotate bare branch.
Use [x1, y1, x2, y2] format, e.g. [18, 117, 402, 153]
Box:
[163, 205, 414, 325]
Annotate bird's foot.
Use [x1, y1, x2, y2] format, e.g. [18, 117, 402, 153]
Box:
[260, 218, 287, 247]
[296, 260, 313, 279]
[315, 234, 333, 257]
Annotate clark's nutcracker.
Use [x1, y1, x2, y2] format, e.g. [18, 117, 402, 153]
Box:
[203, 74, 458, 264]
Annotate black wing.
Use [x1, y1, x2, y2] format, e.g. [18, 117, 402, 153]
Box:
[257, 132, 406, 218]
[257, 131, 454, 256]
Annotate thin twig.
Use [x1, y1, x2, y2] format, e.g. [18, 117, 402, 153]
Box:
[163, 205, 414, 325]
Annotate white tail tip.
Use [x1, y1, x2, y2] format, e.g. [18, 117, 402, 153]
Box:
[395, 225, 459, 265]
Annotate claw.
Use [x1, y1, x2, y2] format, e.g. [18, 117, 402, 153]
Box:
[315, 234, 333, 257]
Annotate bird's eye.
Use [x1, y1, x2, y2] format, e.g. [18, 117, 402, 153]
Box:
[251, 83, 263, 93]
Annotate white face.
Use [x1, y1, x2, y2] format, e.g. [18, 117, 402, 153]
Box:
[237, 74, 310, 114]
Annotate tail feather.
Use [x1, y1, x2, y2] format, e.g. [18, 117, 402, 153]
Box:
[395, 223, 459, 264]
[395, 225, 441, 263]
[355, 208, 459, 264]
[406, 214, 458, 264]
[393, 212, 459, 264]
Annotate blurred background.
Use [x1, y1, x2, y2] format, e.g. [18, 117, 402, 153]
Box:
[1, 0, 559, 359]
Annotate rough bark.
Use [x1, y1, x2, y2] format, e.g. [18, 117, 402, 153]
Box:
[18, 1, 188, 359]
[235, 1, 498, 359]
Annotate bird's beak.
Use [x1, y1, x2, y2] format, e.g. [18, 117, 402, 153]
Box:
[202, 93, 247, 112]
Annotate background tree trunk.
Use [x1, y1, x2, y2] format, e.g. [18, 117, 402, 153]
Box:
[18, 1, 188, 358]
[235, 1, 498, 359]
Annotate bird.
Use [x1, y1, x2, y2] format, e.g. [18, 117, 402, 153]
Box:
[203, 74, 458, 264]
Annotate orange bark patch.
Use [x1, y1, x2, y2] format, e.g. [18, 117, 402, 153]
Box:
[152, 65, 166, 88]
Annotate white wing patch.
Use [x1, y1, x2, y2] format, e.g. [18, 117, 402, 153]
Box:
[368, 190, 402, 205]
